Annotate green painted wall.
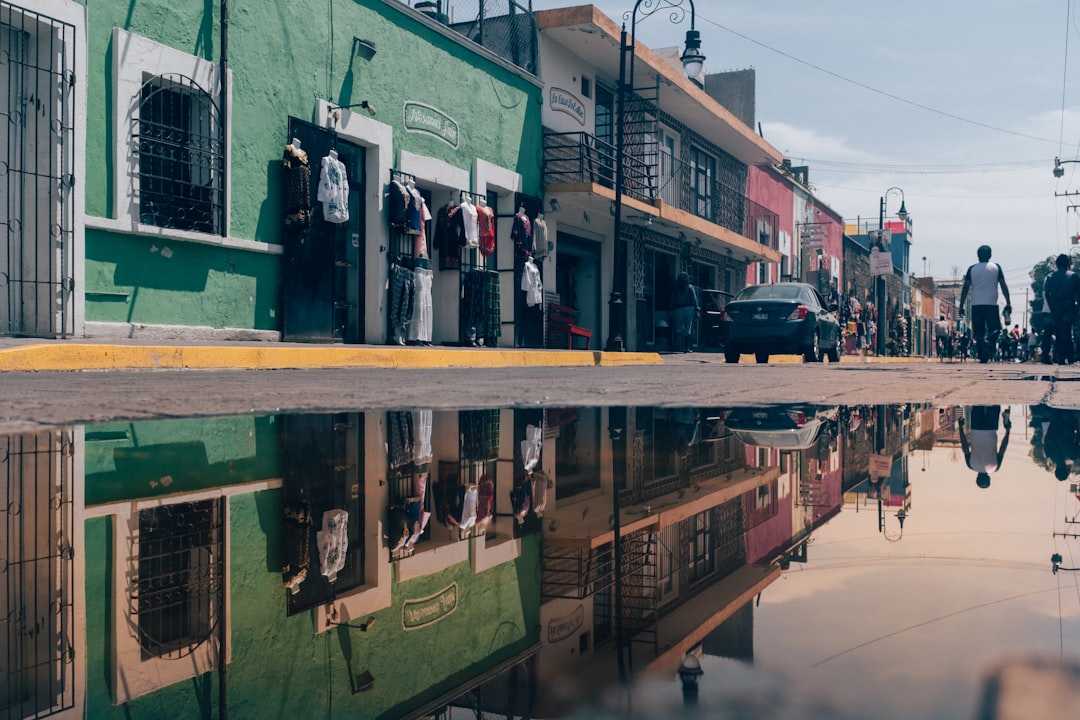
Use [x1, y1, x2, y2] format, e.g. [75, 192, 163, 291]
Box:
[83, 491, 542, 719]
[84, 415, 281, 505]
[78, 0, 542, 330]
[84, 229, 281, 330]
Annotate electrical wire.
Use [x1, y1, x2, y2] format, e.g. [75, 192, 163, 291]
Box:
[1060, 0, 1072, 158]
[809, 586, 1059, 668]
[697, 14, 1078, 149]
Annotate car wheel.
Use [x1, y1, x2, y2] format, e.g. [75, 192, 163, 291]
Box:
[826, 334, 841, 363]
[755, 352, 769, 364]
[724, 350, 740, 364]
[804, 330, 821, 363]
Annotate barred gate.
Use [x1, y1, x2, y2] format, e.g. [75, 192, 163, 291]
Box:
[0, 2, 76, 338]
[1, 429, 77, 719]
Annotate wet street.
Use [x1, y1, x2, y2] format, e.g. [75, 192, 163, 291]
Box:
[4, 361, 1080, 718]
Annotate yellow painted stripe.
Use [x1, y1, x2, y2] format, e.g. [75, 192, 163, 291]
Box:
[0, 344, 663, 372]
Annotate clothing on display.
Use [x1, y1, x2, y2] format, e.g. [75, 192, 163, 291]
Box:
[434, 201, 462, 270]
[388, 180, 411, 229]
[476, 475, 495, 533]
[317, 149, 349, 223]
[460, 196, 479, 248]
[521, 423, 543, 473]
[283, 139, 311, 235]
[387, 410, 414, 469]
[521, 257, 543, 307]
[407, 266, 433, 343]
[532, 214, 549, 258]
[389, 261, 415, 343]
[512, 208, 532, 255]
[281, 498, 312, 595]
[406, 182, 424, 236]
[316, 509, 349, 583]
[477, 201, 495, 257]
[414, 409, 433, 463]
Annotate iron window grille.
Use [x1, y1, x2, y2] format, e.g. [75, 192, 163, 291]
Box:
[132, 499, 223, 660]
[133, 73, 224, 235]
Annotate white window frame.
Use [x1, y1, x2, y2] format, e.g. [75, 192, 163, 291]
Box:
[111, 28, 230, 238]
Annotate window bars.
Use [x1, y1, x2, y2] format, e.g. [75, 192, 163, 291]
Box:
[133, 74, 225, 236]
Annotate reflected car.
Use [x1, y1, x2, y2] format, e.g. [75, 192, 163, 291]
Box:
[724, 406, 839, 450]
[719, 282, 842, 364]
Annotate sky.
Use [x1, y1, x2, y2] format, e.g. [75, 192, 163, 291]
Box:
[530, 0, 1080, 307]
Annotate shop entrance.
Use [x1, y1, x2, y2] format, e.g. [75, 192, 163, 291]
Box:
[282, 117, 366, 342]
[553, 234, 600, 348]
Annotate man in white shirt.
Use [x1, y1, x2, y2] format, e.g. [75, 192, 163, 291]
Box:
[959, 245, 1012, 364]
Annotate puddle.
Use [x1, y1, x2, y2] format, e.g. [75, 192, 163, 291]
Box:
[3, 403, 1079, 719]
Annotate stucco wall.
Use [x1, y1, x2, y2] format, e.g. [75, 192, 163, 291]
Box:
[77, 0, 541, 332]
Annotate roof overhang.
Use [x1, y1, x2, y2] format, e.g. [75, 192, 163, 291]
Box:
[537, 5, 782, 168]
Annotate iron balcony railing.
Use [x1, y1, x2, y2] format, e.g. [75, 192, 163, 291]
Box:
[416, 0, 538, 75]
[543, 130, 779, 247]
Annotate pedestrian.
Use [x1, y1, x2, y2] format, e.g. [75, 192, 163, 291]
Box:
[958, 406, 1012, 489]
[1042, 253, 1080, 365]
[934, 315, 954, 360]
[671, 272, 699, 353]
[958, 245, 1012, 363]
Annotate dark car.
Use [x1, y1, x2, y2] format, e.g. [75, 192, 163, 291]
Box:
[719, 282, 841, 364]
[723, 405, 839, 450]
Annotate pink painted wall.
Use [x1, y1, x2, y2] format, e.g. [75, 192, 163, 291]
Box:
[746, 165, 795, 285]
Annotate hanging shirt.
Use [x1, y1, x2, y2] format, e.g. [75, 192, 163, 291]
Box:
[521, 423, 543, 473]
[317, 153, 349, 223]
[316, 509, 349, 582]
[283, 143, 311, 234]
[512, 212, 532, 254]
[477, 204, 496, 257]
[406, 185, 424, 236]
[388, 180, 410, 229]
[533, 216, 548, 258]
[521, 258, 543, 307]
[460, 200, 479, 248]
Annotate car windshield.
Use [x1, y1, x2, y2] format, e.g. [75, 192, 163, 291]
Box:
[736, 284, 803, 301]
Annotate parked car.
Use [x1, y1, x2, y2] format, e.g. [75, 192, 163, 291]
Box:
[723, 405, 840, 450]
[719, 282, 842, 363]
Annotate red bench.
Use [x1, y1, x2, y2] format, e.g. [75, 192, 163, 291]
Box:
[547, 303, 591, 349]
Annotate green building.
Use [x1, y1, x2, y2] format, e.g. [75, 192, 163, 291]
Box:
[4, 0, 542, 345]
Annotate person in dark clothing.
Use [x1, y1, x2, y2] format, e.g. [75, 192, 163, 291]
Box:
[671, 272, 700, 353]
[1042, 253, 1080, 365]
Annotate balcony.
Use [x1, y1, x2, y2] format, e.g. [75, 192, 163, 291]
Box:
[544, 130, 778, 247]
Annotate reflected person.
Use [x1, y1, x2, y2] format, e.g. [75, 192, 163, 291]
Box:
[958, 406, 1012, 488]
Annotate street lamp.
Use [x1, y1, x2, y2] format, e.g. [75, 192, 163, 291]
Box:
[876, 187, 908, 356]
[881, 505, 907, 542]
[607, 0, 705, 351]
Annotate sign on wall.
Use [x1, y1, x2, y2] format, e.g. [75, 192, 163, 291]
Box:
[403, 102, 460, 148]
[402, 582, 458, 630]
[548, 87, 587, 126]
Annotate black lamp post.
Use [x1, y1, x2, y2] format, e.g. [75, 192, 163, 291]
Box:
[607, 0, 706, 351]
[876, 187, 908, 357]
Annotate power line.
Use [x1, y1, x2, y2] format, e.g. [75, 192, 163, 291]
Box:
[699, 14, 1077, 149]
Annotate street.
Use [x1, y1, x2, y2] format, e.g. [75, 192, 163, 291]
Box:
[3, 354, 1079, 431]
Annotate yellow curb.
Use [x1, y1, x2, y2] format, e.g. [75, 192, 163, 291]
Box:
[0, 344, 663, 372]
[596, 351, 665, 367]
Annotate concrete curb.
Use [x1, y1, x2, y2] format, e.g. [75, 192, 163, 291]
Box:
[0, 343, 665, 372]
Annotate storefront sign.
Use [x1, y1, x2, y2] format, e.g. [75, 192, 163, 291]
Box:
[547, 604, 585, 643]
[403, 102, 460, 148]
[870, 453, 892, 479]
[402, 582, 458, 630]
[549, 87, 586, 126]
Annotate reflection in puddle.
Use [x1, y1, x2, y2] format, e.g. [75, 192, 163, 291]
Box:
[3, 404, 1079, 718]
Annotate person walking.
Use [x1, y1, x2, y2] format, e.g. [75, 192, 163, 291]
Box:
[934, 315, 954, 360]
[1042, 253, 1080, 365]
[958, 406, 1012, 489]
[671, 272, 700, 353]
[958, 245, 1012, 364]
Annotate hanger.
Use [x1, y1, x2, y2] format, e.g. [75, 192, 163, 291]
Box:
[290, 137, 302, 150]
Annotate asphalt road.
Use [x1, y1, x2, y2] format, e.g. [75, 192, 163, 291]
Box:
[3, 354, 1079, 431]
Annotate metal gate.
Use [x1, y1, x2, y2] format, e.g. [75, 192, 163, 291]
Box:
[0, 2, 76, 337]
[1, 429, 77, 719]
